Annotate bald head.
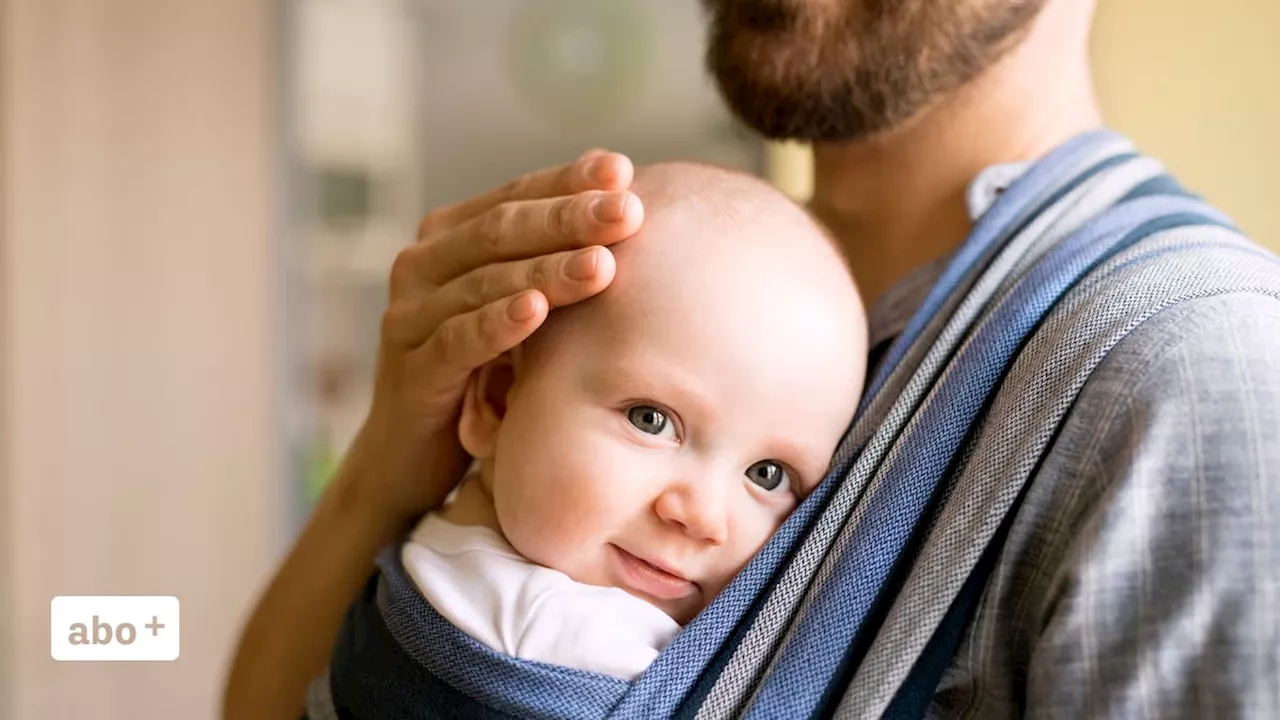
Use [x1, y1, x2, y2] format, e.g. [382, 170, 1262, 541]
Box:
[523, 161, 866, 390]
[608, 160, 855, 306]
[629, 161, 801, 215]
[624, 161, 846, 263]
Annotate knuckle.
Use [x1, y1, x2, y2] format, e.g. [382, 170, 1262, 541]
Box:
[429, 316, 465, 368]
[527, 257, 553, 289]
[498, 174, 527, 199]
[466, 268, 499, 307]
[382, 298, 433, 348]
[496, 170, 543, 205]
[548, 194, 582, 239]
[380, 306, 408, 346]
[478, 204, 513, 251]
[417, 208, 448, 240]
[389, 248, 417, 291]
[474, 306, 501, 349]
[511, 171, 537, 197]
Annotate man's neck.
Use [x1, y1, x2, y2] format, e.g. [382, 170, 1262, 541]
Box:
[809, 0, 1105, 309]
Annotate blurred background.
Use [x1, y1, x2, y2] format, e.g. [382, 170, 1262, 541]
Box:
[0, 0, 1276, 717]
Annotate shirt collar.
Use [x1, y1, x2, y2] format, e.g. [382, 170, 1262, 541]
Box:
[965, 161, 1033, 221]
[864, 161, 1033, 351]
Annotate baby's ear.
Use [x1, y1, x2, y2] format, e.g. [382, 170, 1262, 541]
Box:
[457, 352, 517, 459]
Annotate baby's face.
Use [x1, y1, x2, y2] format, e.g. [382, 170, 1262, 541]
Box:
[470, 165, 866, 623]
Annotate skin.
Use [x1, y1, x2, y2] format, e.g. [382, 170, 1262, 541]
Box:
[223, 1, 1104, 716]
[442, 163, 865, 624]
[702, 0, 1105, 304]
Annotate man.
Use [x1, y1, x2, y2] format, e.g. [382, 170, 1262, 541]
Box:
[224, 0, 1280, 717]
[698, 2, 1280, 714]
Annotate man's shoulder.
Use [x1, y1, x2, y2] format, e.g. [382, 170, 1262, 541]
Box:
[939, 235, 1280, 719]
[989, 258, 1280, 595]
[1076, 226, 1280, 406]
[1085, 288, 1280, 403]
[1036, 231, 1280, 515]
[1054, 288, 1280, 509]
[1036, 219, 1280, 391]
[1007, 216, 1280, 456]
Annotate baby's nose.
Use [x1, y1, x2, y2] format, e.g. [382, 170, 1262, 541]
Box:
[653, 478, 729, 546]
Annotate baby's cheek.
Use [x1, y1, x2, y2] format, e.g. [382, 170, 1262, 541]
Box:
[719, 504, 789, 580]
[495, 450, 603, 570]
[491, 462, 557, 557]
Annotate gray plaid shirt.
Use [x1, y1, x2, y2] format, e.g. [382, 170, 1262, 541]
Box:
[867, 165, 1280, 719]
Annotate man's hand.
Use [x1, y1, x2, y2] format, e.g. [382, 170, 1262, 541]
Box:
[222, 149, 643, 720]
[353, 148, 644, 523]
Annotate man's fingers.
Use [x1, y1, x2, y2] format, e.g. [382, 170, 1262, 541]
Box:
[440, 246, 616, 330]
[418, 150, 635, 239]
[385, 246, 617, 350]
[414, 291, 549, 389]
[405, 189, 642, 284]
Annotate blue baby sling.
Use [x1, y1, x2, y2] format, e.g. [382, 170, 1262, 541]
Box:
[308, 130, 1280, 719]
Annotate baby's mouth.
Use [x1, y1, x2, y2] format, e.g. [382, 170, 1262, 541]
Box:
[608, 544, 699, 603]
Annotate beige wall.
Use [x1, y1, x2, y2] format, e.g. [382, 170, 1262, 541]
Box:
[1, 0, 11, 715]
[1093, 0, 1279, 250]
[1, 1, 279, 718]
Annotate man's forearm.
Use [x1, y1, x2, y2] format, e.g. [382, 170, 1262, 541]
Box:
[222, 443, 410, 720]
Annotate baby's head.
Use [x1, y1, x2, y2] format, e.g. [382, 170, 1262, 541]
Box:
[458, 162, 867, 623]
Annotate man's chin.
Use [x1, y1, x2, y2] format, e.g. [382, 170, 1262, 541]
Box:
[708, 61, 880, 142]
[702, 0, 1051, 143]
[704, 19, 882, 142]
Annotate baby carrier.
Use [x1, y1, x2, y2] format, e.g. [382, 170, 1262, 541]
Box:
[307, 130, 1280, 719]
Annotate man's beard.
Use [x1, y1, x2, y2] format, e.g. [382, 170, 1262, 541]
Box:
[701, 0, 1047, 142]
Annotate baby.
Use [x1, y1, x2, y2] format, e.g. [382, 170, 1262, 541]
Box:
[401, 161, 867, 680]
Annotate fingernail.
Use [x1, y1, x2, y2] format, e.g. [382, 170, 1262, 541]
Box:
[507, 292, 539, 321]
[591, 192, 628, 223]
[565, 248, 598, 280]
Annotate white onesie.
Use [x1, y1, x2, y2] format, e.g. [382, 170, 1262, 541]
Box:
[401, 514, 681, 681]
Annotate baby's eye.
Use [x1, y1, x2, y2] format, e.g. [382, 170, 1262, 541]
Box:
[745, 460, 792, 493]
[627, 405, 676, 440]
